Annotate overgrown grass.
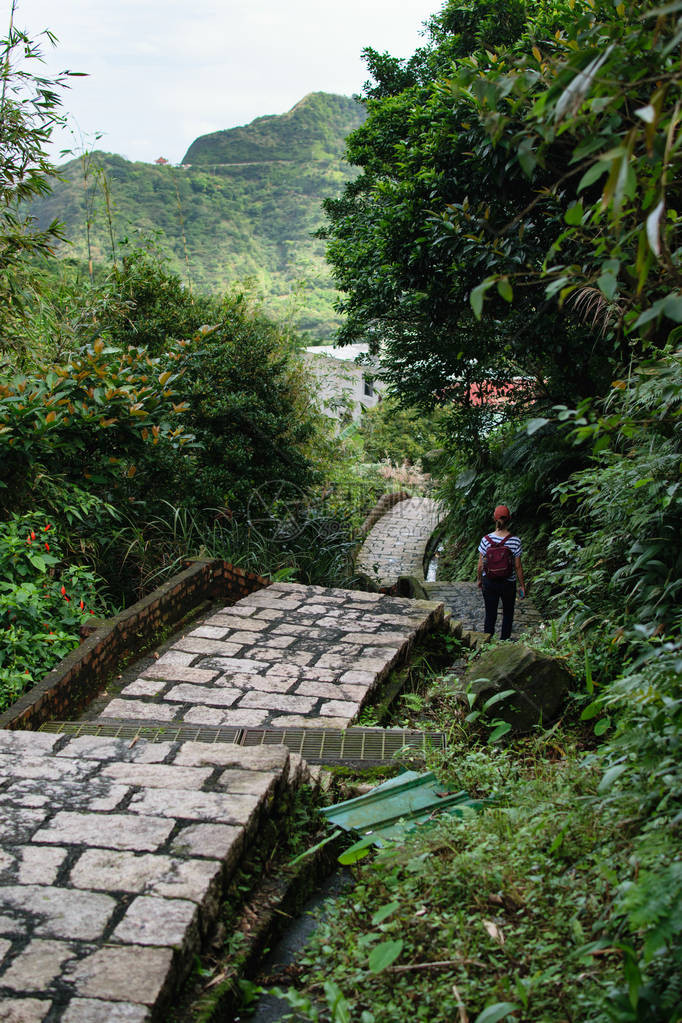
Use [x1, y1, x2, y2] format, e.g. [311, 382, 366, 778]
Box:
[268, 728, 680, 1023]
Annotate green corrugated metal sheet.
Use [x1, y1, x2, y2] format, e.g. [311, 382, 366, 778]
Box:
[321, 770, 483, 845]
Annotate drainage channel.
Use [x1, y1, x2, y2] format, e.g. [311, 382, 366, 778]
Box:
[40, 720, 447, 764]
[243, 868, 354, 1023]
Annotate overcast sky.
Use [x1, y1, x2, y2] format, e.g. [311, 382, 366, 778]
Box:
[13, 0, 439, 165]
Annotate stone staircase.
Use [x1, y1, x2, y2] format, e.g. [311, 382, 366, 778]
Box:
[0, 582, 445, 1021]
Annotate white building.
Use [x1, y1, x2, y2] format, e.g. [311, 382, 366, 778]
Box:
[302, 343, 383, 424]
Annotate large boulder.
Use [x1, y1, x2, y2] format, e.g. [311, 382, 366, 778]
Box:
[463, 643, 574, 732]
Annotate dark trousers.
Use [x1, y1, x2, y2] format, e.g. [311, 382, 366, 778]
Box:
[482, 578, 517, 640]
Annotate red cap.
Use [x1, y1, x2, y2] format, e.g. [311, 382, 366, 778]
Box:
[493, 505, 510, 520]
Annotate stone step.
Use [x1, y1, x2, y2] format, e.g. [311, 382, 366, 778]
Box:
[0, 729, 303, 1021]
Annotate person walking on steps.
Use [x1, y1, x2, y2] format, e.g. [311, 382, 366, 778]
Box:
[476, 504, 527, 640]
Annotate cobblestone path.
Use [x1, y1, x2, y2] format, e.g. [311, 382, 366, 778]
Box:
[99, 582, 444, 731]
[355, 497, 445, 588]
[0, 729, 303, 1023]
[425, 580, 543, 639]
[0, 581, 443, 1020]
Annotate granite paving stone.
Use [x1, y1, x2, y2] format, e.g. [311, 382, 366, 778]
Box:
[15, 846, 69, 886]
[100, 762, 213, 789]
[2, 999, 53, 1022]
[170, 823, 244, 862]
[128, 788, 263, 825]
[0, 886, 116, 941]
[69, 849, 222, 901]
[63, 945, 174, 1004]
[165, 683, 242, 707]
[96, 699, 177, 722]
[119, 678, 166, 698]
[319, 700, 360, 718]
[61, 999, 150, 1023]
[174, 637, 250, 654]
[171, 743, 289, 771]
[32, 811, 174, 852]
[55, 736, 175, 763]
[112, 895, 199, 949]
[238, 691, 316, 714]
[0, 938, 75, 991]
[182, 706, 268, 727]
[269, 714, 351, 729]
[141, 664, 218, 684]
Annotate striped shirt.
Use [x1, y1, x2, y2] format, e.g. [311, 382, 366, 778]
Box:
[478, 533, 522, 581]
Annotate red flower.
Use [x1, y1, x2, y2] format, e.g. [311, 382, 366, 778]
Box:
[45, 543, 50, 552]
[31, 531, 36, 540]
[64, 596, 71, 602]
[60, 585, 66, 596]
[44, 524, 51, 531]
[26, 535, 32, 545]
[79, 599, 85, 610]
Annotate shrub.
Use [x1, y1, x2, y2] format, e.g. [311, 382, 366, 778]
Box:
[0, 512, 106, 710]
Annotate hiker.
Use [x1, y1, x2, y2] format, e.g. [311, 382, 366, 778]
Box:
[476, 504, 527, 640]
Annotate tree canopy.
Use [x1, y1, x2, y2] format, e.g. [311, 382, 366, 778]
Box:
[322, 0, 682, 445]
[0, 3, 80, 348]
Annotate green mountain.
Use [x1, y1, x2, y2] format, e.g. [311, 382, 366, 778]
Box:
[30, 93, 365, 339]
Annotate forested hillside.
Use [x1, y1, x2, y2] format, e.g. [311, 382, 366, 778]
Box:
[26, 92, 365, 339]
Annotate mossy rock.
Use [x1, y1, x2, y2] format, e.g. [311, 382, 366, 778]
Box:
[463, 643, 573, 732]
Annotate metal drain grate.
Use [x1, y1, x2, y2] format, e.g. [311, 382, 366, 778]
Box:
[40, 720, 243, 744]
[241, 728, 446, 763]
[40, 722, 446, 764]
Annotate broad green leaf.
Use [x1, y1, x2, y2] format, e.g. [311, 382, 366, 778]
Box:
[323, 980, 351, 1023]
[662, 294, 682, 321]
[474, 1003, 520, 1023]
[488, 721, 512, 742]
[580, 699, 603, 721]
[482, 689, 516, 711]
[526, 417, 549, 435]
[456, 467, 477, 489]
[470, 278, 495, 319]
[28, 555, 46, 572]
[593, 717, 611, 736]
[496, 277, 513, 302]
[371, 901, 400, 926]
[338, 835, 375, 865]
[564, 201, 584, 226]
[368, 939, 403, 973]
[577, 161, 609, 192]
[598, 762, 628, 792]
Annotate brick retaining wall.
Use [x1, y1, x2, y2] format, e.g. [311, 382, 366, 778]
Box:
[0, 560, 270, 732]
[359, 490, 410, 537]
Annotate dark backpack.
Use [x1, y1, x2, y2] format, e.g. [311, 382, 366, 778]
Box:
[484, 535, 514, 580]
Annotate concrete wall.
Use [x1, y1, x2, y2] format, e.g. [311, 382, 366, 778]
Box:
[302, 344, 383, 423]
